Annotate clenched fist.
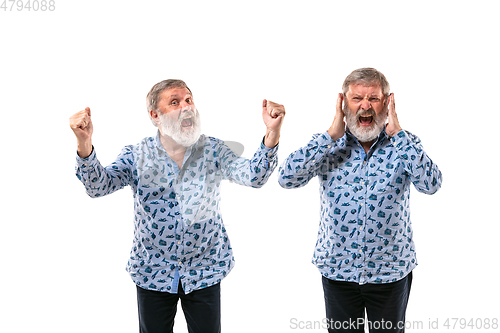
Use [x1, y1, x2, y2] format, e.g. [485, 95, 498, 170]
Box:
[69, 107, 93, 158]
[262, 99, 285, 148]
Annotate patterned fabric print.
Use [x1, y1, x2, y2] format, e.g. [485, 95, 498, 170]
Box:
[278, 129, 442, 284]
[76, 133, 278, 294]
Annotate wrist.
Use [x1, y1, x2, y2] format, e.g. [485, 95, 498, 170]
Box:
[264, 129, 280, 148]
[327, 127, 343, 141]
[77, 140, 93, 159]
[387, 127, 403, 138]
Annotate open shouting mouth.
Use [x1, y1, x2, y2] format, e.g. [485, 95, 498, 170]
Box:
[358, 114, 374, 127]
[181, 117, 193, 128]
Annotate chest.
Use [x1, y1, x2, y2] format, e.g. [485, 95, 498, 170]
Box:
[321, 144, 407, 197]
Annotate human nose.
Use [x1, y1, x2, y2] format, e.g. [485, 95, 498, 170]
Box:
[360, 98, 371, 110]
[179, 101, 192, 111]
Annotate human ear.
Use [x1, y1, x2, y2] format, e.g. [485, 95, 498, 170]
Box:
[150, 110, 161, 126]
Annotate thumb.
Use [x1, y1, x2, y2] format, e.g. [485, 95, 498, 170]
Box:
[262, 99, 270, 120]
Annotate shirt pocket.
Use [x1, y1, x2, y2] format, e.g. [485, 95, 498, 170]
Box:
[368, 160, 406, 196]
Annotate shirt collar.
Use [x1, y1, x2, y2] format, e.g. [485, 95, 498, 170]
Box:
[154, 130, 205, 156]
[345, 125, 389, 143]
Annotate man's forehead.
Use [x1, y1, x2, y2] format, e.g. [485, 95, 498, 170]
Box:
[162, 87, 192, 99]
[348, 83, 383, 96]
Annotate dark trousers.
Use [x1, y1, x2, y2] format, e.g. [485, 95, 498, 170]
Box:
[322, 272, 412, 333]
[136, 283, 221, 333]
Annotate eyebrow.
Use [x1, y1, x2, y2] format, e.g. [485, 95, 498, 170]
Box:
[351, 94, 382, 98]
[167, 94, 192, 100]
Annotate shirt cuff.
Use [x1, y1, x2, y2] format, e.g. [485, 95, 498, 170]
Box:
[317, 131, 344, 149]
[390, 130, 409, 149]
[76, 146, 96, 166]
[260, 137, 279, 159]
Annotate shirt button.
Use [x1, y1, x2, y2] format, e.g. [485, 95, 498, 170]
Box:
[177, 241, 181, 245]
[359, 227, 363, 231]
[359, 249, 363, 253]
[176, 219, 180, 222]
[178, 261, 182, 265]
[327, 145, 331, 149]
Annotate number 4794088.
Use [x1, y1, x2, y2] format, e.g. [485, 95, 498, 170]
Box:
[1, 0, 55, 11]
[443, 318, 498, 330]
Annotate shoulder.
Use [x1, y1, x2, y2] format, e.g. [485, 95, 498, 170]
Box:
[124, 136, 157, 157]
[204, 135, 230, 151]
[390, 130, 422, 145]
[205, 135, 231, 146]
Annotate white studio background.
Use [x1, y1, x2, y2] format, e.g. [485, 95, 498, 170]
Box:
[1, 1, 498, 332]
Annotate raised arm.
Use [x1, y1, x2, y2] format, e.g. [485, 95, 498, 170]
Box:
[69, 107, 93, 158]
[70, 107, 133, 197]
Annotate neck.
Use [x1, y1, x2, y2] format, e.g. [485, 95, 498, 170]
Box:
[360, 140, 375, 154]
[159, 132, 187, 168]
[346, 128, 376, 154]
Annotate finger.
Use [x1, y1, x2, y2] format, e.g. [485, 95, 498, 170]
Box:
[79, 117, 88, 129]
[267, 101, 278, 109]
[336, 93, 345, 121]
[77, 112, 90, 128]
[389, 94, 396, 116]
[262, 99, 267, 109]
[271, 108, 285, 118]
[267, 101, 284, 117]
[85, 107, 91, 117]
[336, 93, 343, 112]
[69, 114, 84, 129]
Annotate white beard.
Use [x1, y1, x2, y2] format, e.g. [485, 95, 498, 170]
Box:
[345, 105, 387, 143]
[159, 108, 201, 147]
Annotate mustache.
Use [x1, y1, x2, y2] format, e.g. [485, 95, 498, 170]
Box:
[356, 109, 376, 118]
[177, 108, 198, 122]
[343, 104, 375, 117]
[344, 104, 387, 122]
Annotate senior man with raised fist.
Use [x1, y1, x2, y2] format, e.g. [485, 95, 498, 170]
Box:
[69, 79, 285, 333]
[278, 68, 442, 333]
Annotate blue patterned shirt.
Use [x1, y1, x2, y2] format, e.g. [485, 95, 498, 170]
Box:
[278, 128, 442, 284]
[76, 133, 278, 294]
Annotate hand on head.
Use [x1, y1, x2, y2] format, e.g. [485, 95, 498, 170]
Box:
[385, 93, 402, 137]
[327, 93, 346, 141]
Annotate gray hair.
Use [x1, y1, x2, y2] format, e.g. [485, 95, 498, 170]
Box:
[146, 79, 192, 126]
[342, 68, 390, 98]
